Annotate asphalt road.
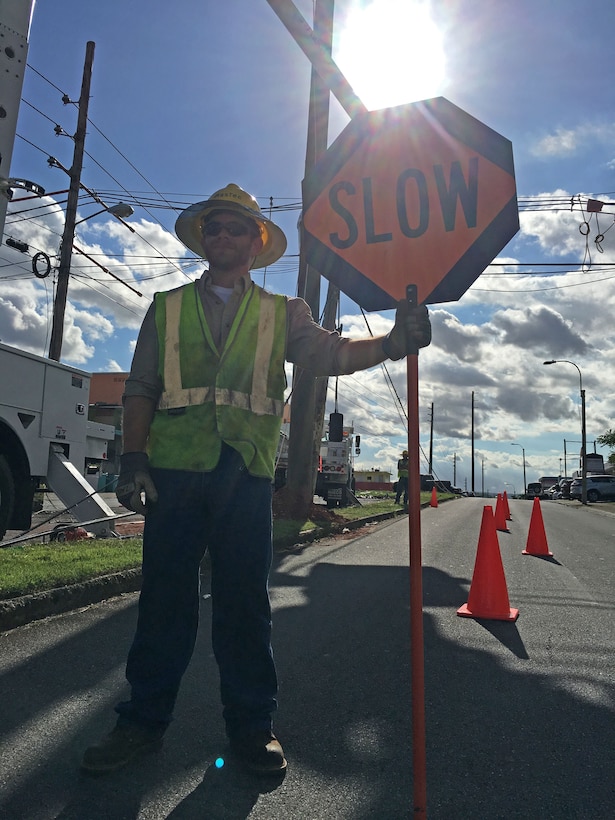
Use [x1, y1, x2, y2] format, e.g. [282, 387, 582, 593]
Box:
[0, 498, 613, 819]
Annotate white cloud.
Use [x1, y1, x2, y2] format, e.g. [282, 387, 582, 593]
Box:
[1, 199, 201, 364]
[2, 190, 613, 491]
[532, 127, 579, 157]
[531, 122, 615, 158]
[0, 283, 53, 356]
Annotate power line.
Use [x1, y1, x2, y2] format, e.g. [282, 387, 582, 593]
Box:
[68, 272, 143, 316]
[84, 119, 180, 216]
[19, 65, 191, 281]
[12, 64, 615, 301]
[472, 271, 615, 293]
[26, 63, 66, 96]
[21, 98, 65, 129]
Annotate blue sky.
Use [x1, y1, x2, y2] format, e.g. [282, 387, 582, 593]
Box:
[2, 0, 615, 491]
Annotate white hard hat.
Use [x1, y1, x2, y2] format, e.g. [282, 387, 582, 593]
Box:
[175, 183, 287, 269]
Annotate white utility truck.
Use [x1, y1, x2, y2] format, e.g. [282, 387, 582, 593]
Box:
[315, 422, 360, 508]
[0, 343, 117, 540]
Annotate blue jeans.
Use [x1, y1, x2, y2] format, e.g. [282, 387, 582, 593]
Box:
[116, 444, 277, 738]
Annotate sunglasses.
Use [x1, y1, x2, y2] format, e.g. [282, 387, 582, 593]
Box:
[201, 220, 258, 238]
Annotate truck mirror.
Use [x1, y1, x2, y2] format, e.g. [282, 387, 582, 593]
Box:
[355, 435, 361, 447]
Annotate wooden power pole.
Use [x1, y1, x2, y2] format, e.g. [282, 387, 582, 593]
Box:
[48, 41, 95, 361]
[284, 0, 335, 518]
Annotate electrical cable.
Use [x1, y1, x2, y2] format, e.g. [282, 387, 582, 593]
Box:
[18, 79, 193, 285]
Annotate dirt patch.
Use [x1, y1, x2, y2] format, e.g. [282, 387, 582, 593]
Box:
[306, 505, 348, 525]
[272, 487, 347, 525]
[115, 521, 144, 537]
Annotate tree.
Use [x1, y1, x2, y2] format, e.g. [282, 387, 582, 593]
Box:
[597, 429, 615, 464]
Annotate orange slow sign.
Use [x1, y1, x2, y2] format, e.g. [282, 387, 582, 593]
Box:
[302, 97, 519, 310]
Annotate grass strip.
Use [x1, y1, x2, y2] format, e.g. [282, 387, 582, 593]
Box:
[0, 538, 144, 600]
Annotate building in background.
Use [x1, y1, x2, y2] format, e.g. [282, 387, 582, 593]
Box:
[354, 468, 393, 492]
[88, 373, 128, 482]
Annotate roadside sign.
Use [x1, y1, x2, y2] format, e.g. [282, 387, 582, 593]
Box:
[302, 97, 519, 310]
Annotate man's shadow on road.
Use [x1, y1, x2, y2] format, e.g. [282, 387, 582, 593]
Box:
[167, 757, 284, 819]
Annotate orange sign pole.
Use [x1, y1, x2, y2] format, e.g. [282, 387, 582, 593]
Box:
[406, 284, 427, 817]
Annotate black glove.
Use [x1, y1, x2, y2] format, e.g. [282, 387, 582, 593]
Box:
[382, 301, 432, 360]
[116, 452, 158, 515]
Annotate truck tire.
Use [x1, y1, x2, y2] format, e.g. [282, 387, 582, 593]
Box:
[0, 455, 16, 541]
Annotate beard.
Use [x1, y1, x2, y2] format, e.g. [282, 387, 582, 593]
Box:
[205, 242, 252, 270]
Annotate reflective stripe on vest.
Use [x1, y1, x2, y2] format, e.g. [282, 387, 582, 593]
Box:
[157, 283, 284, 417]
[147, 281, 287, 477]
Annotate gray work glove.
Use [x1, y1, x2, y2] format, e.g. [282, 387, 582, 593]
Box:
[382, 301, 432, 360]
[116, 452, 158, 515]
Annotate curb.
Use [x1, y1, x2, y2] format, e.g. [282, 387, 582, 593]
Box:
[0, 507, 416, 633]
[0, 569, 142, 633]
[273, 506, 408, 551]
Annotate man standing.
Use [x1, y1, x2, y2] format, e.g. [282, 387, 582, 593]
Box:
[395, 450, 409, 505]
[81, 184, 431, 775]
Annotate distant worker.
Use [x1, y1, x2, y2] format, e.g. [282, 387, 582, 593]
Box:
[81, 183, 431, 776]
[396, 450, 409, 504]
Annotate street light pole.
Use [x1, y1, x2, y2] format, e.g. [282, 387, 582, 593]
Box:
[510, 442, 526, 498]
[543, 360, 587, 504]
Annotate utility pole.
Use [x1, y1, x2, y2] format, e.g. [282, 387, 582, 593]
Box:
[48, 41, 95, 361]
[285, 0, 334, 518]
[563, 439, 567, 477]
[580, 386, 587, 506]
[428, 402, 434, 474]
[471, 391, 475, 493]
[312, 278, 340, 466]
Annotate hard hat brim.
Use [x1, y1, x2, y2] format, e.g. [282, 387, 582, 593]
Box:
[175, 198, 287, 269]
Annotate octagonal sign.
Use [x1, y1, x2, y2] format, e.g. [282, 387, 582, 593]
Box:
[302, 97, 519, 310]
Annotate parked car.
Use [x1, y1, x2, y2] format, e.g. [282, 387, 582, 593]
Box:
[547, 478, 573, 499]
[569, 475, 615, 502]
[546, 483, 560, 499]
[559, 478, 573, 499]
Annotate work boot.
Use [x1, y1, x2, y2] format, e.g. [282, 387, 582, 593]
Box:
[81, 724, 164, 774]
[229, 730, 287, 774]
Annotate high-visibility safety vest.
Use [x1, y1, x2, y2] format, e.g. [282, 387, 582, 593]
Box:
[147, 281, 287, 478]
[397, 458, 408, 479]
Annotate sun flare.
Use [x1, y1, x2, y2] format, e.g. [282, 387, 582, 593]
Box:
[335, 0, 446, 110]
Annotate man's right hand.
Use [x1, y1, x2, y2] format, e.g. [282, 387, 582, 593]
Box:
[116, 452, 158, 515]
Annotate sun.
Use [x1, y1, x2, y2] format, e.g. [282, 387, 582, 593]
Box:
[334, 0, 446, 111]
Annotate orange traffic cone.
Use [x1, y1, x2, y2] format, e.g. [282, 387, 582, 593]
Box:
[502, 490, 512, 520]
[457, 505, 519, 621]
[430, 487, 438, 507]
[523, 497, 553, 557]
[494, 493, 509, 532]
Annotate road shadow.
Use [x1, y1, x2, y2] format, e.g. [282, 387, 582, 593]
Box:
[0, 538, 613, 818]
[167, 758, 284, 819]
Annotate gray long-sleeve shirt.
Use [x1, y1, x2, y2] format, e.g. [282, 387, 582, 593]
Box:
[124, 270, 351, 403]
